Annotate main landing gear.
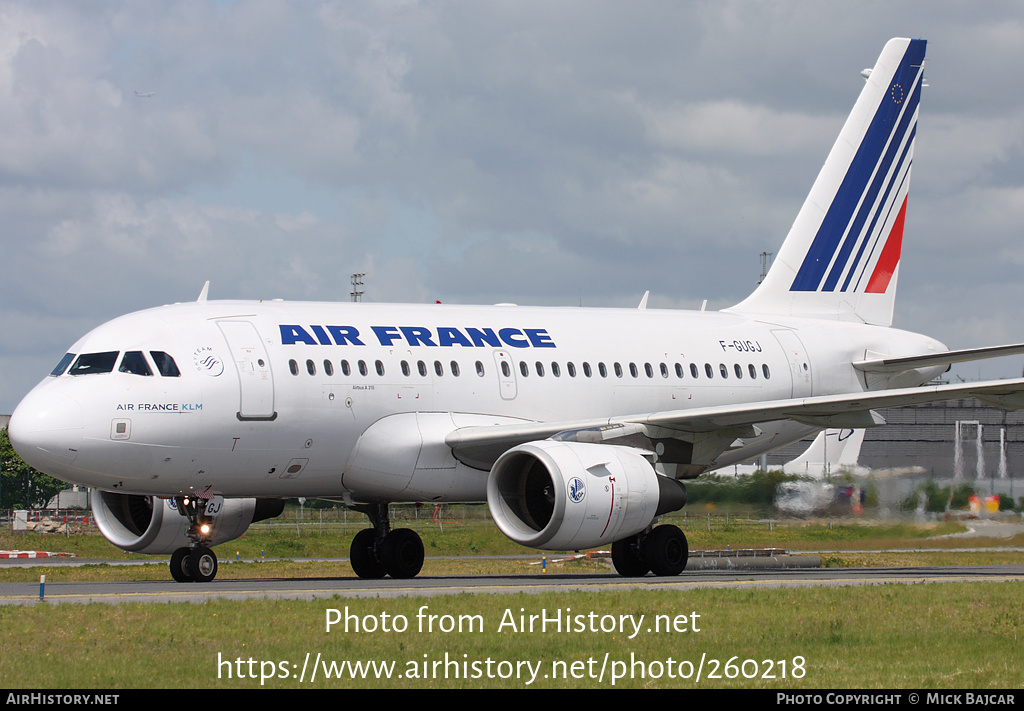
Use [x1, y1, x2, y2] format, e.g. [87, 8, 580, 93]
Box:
[169, 496, 219, 583]
[610, 523, 689, 577]
[348, 503, 425, 579]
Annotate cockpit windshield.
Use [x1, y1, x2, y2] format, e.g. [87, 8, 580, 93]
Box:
[119, 351, 153, 376]
[50, 353, 76, 377]
[150, 351, 181, 377]
[52, 350, 182, 377]
[68, 352, 119, 376]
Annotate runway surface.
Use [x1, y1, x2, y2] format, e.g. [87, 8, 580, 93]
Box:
[2, 561, 1022, 605]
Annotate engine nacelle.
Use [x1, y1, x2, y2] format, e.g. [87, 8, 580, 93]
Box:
[486, 441, 686, 550]
[91, 490, 283, 554]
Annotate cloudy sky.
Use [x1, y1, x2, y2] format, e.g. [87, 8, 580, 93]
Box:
[2, 1, 1023, 412]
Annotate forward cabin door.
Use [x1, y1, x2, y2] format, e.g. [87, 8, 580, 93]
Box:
[218, 320, 277, 420]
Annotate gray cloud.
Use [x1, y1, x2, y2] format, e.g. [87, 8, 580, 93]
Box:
[2, 1, 1024, 409]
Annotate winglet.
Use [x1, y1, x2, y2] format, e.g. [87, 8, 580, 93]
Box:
[197, 281, 210, 303]
[638, 291, 650, 310]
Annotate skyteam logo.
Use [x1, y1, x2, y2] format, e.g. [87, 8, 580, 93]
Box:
[192, 346, 224, 377]
[567, 477, 586, 504]
[790, 39, 925, 296]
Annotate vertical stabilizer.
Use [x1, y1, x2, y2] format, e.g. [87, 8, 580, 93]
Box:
[727, 38, 926, 326]
[783, 428, 865, 478]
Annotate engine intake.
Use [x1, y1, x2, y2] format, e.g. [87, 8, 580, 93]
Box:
[486, 440, 686, 550]
[92, 490, 283, 554]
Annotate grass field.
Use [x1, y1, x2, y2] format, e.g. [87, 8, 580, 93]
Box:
[2, 584, 1022, 689]
[3, 510, 1024, 689]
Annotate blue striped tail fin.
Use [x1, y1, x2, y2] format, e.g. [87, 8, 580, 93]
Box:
[728, 38, 926, 326]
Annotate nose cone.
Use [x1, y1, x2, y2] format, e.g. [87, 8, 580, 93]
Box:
[8, 387, 83, 477]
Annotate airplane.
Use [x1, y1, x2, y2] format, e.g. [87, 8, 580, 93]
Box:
[11, 37, 1024, 583]
[134, 91, 156, 98]
[713, 428, 865, 478]
[783, 428, 865, 478]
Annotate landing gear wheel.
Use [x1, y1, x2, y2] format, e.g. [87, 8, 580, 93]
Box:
[170, 547, 193, 583]
[644, 524, 688, 576]
[611, 535, 650, 577]
[188, 546, 218, 583]
[382, 528, 424, 579]
[349, 528, 386, 579]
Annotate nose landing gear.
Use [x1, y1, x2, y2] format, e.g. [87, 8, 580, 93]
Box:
[168, 496, 220, 583]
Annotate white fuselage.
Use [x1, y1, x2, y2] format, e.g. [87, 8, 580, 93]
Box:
[9, 299, 946, 501]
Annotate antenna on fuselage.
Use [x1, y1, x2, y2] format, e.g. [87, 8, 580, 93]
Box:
[197, 281, 210, 303]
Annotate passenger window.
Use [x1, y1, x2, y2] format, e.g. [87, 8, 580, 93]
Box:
[763, 364, 771, 379]
[675, 363, 683, 378]
[119, 351, 153, 376]
[734, 364, 743, 379]
[501, 361, 511, 377]
[376, 360, 385, 376]
[614, 363, 623, 378]
[599, 363, 608, 378]
[434, 360, 444, 377]
[551, 362, 560, 377]
[341, 360, 351, 376]
[690, 363, 699, 378]
[520, 361, 529, 377]
[451, 361, 460, 377]
[289, 359, 299, 376]
[567, 362, 576, 378]
[748, 364, 757, 379]
[69, 352, 119, 376]
[629, 363, 638, 378]
[358, 360, 368, 376]
[719, 363, 728, 379]
[418, 361, 428, 377]
[535, 362, 545, 377]
[50, 353, 76, 377]
[704, 363, 713, 378]
[661, 363, 669, 378]
[583, 362, 592, 378]
[324, 359, 334, 376]
[476, 361, 485, 377]
[150, 351, 181, 377]
[401, 361, 411, 377]
[306, 359, 316, 376]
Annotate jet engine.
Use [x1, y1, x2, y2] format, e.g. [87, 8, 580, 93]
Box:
[486, 440, 686, 550]
[91, 490, 283, 554]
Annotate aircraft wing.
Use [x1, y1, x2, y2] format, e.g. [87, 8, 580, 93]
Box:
[853, 343, 1024, 373]
[445, 377, 1024, 470]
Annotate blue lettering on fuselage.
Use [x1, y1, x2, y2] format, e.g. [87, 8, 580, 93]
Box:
[279, 325, 556, 348]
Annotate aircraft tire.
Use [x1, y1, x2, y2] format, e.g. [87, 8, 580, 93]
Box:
[611, 535, 650, 577]
[349, 528, 386, 579]
[170, 547, 193, 583]
[189, 546, 218, 583]
[644, 525, 688, 576]
[382, 528, 424, 579]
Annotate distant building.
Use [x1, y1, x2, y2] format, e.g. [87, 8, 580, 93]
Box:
[768, 398, 1024, 483]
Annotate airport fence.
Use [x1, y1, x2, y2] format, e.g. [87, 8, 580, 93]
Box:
[4, 508, 96, 533]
